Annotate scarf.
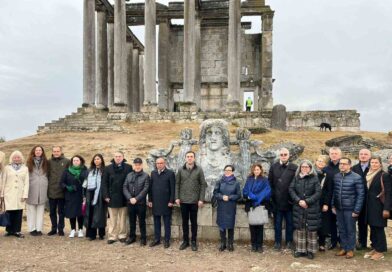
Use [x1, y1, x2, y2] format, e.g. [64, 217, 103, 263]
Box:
[68, 165, 81, 179]
[33, 157, 42, 169]
[366, 168, 382, 189]
[87, 170, 102, 206]
[222, 174, 236, 183]
[11, 163, 22, 171]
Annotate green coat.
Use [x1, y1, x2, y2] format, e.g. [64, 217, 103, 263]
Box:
[175, 163, 207, 203]
[47, 155, 70, 199]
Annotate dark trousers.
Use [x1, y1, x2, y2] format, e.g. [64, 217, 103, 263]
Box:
[86, 204, 105, 239]
[246, 106, 251, 112]
[274, 210, 293, 244]
[250, 225, 264, 248]
[180, 203, 198, 242]
[128, 204, 146, 240]
[49, 198, 65, 232]
[153, 214, 172, 242]
[357, 207, 368, 248]
[220, 229, 234, 244]
[318, 232, 327, 247]
[329, 210, 339, 246]
[5, 210, 23, 234]
[70, 216, 84, 230]
[336, 210, 356, 251]
[370, 226, 387, 252]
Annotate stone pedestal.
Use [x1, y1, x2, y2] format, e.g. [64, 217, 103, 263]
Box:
[271, 104, 287, 130]
[225, 101, 242, 112]
[140, 104, 160, 113]
[178, 102, 198, 112]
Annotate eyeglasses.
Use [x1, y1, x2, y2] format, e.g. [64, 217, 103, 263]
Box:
[280, 154, 288, 156]
[156, 162, 164, 165]
[301, 166, 310, 168]
[224, 169, 233, 172]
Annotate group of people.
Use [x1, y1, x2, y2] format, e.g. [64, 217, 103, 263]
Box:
[0, 145, 391, 261]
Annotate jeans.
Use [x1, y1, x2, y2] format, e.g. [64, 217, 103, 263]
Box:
[153, 214, 172, 242]
[49, 198, 65, 232]
[180, 203, 198, 242]
[128, 204, 147, 240]
[274, 210, 293, 244]
[336, 210, 356, 251]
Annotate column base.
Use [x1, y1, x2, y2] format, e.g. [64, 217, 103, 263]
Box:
[109, 104, 129, 113]
[96, 104, 108, 110]
[225, 100, 241, 112]
[178, 102, 199, 112]
[141, 103, 159, 113]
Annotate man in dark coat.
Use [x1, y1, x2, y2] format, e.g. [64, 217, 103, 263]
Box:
[102, 151, 133, 244]
[332, 157, 365, 259]
[123, 158, 150, 246]
[148, 157, 175, 248]
[351, 148, 371, 250]
[268, 148, 297, 251]
[47, 146, 70, 236]
[323, 146, 341, 250]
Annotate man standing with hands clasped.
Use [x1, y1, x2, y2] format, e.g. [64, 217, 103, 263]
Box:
[332, 157, 364, 259]
[176, 151, 207, 251]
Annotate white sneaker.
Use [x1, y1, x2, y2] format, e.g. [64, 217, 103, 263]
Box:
[69, 229, 76, 238]
[78, 229, 84, 238]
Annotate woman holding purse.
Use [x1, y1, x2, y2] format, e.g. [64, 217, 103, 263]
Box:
[213, 165, 241, 252]
[363, 156, 391, 261]
[242, 163, 271, 252]
[289, 160, 321, 259]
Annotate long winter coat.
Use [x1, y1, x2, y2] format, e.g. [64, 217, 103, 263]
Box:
[47, 155, 70, 199]
[60, 167, 88, 218]
[366, 171, 391, 227]
[102, 160, 133, 208]
[317, 170, 331, 235]
[323, 160, 340, 205]
[213, 175, 241, 230]
[83, 169, 107, 229]
[268, 161, 297, 211]
[149, 168, 175, 216]
[289, 174, 321, 231]
[1, 165, 29, 211]
[27, 164, 48, 205]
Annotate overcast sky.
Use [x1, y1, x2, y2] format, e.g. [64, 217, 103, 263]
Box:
[0, 0, 391, 140]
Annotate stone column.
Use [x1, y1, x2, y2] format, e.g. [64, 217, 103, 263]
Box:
[126, 39, 133, 112]
[227, 0, 241, 111]
[96, 8, 108, 109]
[139, 53, 145, 110]
[194, 16, 201, 109]
[83, 0, 95, 107]
[259, 12, 274, 110]
[113, 0, 127, 108]
[158, 21, 170, 110]
[182, 0, 199, 112]
[132, 48, 140, 112]
[107, 20, 114, 107]
[142, 0, 158, 112]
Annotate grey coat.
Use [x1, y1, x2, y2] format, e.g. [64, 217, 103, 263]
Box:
[175, 164, 207, 203]
[27, 165, 48, 205]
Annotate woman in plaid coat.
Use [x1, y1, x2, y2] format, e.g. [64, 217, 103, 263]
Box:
[289, 160, 321, 259]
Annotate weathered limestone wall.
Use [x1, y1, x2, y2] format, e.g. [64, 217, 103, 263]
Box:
[286, 110, 360, 131]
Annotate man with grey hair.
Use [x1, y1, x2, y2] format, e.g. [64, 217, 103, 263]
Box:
[352, 148, 371, 250]
[269, 147, 297, 251]
[324, 146, 342, 250]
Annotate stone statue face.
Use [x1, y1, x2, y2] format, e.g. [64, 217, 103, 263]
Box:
[206, 127, 224, 151]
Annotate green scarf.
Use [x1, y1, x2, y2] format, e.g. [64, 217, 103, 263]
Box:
[68, 165, 81, 179]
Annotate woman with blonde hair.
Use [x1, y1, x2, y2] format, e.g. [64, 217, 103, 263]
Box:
[26, 146, 49, 236]
[0, 151, 29, 238]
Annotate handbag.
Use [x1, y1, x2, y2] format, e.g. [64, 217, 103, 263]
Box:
[82, 201, 87, 217]
[377, 173, 392, 219]
[248, 205, 269, 225]
[211, 181, 221, 208]
[0, 199, 10, 227]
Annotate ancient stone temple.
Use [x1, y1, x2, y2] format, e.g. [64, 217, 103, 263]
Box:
[83, 0, 274, 113]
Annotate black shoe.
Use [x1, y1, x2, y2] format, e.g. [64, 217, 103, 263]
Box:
[30, 230, 38, 236]
[149, 240, 161, 247]
[256, 247, 263, 253]
[191, 241, 198, 251]
[356, 244, 367, 251]
[36, 231, 42, 236]
[125, 237, 136, 245]
[286, 241, 294, 250]
[293, 251, 301, 258]
[164, 241, 170, 248]
[99, 236, 104, 240]
[140, 239, 147, 246]
[119, 238, 126, 243]
[219, 243, 227, 252]
[5, 232, 14, 237]
[228, 243, 234, 252]
[307, 252, 314, 259]
[179, 241, 190, 250]
[107, 240, 116, 244]
[47, 230, 57, 236]
[58, 230, 65, 236]
[274, 243, 281, 251]
[251, 245, 257, 252]
[14, 232, 24, 238]
[328, 244, 337, 250]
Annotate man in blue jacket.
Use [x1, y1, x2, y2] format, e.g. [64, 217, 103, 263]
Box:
[332, 157, 364, 259]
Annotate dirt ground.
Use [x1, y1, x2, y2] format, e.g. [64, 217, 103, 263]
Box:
[0, 214, 391, 272]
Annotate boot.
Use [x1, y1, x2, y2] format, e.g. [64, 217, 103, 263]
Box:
[219, 230, 226, 252]
[227, 229, 234, 251]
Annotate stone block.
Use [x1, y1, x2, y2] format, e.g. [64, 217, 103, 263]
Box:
[200, 226, 220, 241]
[235, 206, 249, 228]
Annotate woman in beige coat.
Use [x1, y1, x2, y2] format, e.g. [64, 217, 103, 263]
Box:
[0, 150, 29, 238]
[0, 151, 5, 199]
[26, 146, 48, 236]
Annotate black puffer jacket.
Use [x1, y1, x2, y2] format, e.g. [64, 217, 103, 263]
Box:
[268, 162, 297, 211]
[123, 170, 150, 205]
[289, 174, 321, 231]
[332, 171, 365, 213]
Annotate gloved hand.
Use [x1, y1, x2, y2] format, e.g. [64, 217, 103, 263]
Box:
[66, 185, 74, 192]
